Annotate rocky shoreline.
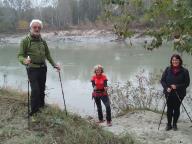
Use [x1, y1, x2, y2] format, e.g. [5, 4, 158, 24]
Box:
[0, 29, 115, 44]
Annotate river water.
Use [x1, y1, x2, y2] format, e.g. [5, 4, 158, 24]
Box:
[0, 36, 192, 116]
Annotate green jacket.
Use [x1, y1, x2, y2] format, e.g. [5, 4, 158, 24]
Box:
[18, 34, 56, 68]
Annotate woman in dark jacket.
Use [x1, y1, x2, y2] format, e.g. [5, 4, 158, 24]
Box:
[161, 54, 190, 131]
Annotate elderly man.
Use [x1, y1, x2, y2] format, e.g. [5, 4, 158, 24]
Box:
[18, 19, 60, 116]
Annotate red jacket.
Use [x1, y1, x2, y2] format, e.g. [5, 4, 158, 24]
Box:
[91, 74, 108, 97]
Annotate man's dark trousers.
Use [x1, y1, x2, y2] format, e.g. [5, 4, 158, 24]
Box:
[27, 66, 47, 116]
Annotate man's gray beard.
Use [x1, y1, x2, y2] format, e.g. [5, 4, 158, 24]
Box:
[30, 29, 40, 36]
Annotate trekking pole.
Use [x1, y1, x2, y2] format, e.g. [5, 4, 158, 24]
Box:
[27, 56, 31, 129]
[158, 96, 167, 130]
[58, 71, 67, 115]
[175, 91, 192, 124]
[27, 79, 30, 129]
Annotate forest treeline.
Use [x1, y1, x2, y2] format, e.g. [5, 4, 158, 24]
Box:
[0, 0, 157, 33]
[0, 0, 102, 32]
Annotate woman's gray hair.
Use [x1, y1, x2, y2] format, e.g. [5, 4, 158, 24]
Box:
[30, 19, 43, 28]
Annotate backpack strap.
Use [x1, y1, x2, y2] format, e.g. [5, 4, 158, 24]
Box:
[41, 38, 47, 47]
[26, 36, 31, 49]
[24, 35, 31, 56]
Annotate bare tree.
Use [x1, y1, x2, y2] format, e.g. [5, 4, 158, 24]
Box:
[56, 0, 72, 29]
[3, 0, 31, 12]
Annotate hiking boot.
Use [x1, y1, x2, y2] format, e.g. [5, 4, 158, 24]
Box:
[173, 124, 178, 131]
[165, 124, 172, 131]
[96, 120, 105, 124]
[107, 121, 112, 127]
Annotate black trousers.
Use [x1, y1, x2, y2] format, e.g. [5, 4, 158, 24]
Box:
[94, 96, 111, 122]
[27, 67, 47, 115]
[166, 92, 183, 125]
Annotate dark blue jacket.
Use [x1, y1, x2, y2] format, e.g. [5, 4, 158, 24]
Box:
[161, 66, 190, 98]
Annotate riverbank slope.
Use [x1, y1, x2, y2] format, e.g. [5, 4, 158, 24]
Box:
[0, 88, 135, 144]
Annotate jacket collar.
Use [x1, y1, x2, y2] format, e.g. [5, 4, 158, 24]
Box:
[28, 33, 42, 41]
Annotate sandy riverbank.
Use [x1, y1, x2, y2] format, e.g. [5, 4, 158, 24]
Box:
[103, 110, 192, 144]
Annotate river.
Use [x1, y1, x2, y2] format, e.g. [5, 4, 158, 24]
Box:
[0, 36, 192, 116]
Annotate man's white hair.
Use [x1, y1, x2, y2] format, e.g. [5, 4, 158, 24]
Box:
[30, 19, 43, 28]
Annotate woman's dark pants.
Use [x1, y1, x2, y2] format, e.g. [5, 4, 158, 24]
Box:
[94, 96, 111, 122]
[166, 92, 183, 126]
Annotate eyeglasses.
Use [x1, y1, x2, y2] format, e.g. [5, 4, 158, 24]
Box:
[32, 26, 41, 30]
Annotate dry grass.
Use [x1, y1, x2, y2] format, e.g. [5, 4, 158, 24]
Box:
[0, 88, 136, 144]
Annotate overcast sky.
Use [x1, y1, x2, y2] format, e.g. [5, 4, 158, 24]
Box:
[0, 0, 56, 7]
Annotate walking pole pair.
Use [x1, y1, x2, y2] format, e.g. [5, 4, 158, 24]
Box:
[158, 95, 168, 130]
[175, 91, 192, 125]
[58, 70, 68, 116]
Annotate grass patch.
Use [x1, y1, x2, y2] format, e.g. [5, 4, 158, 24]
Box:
[0, 88, 136, 144]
